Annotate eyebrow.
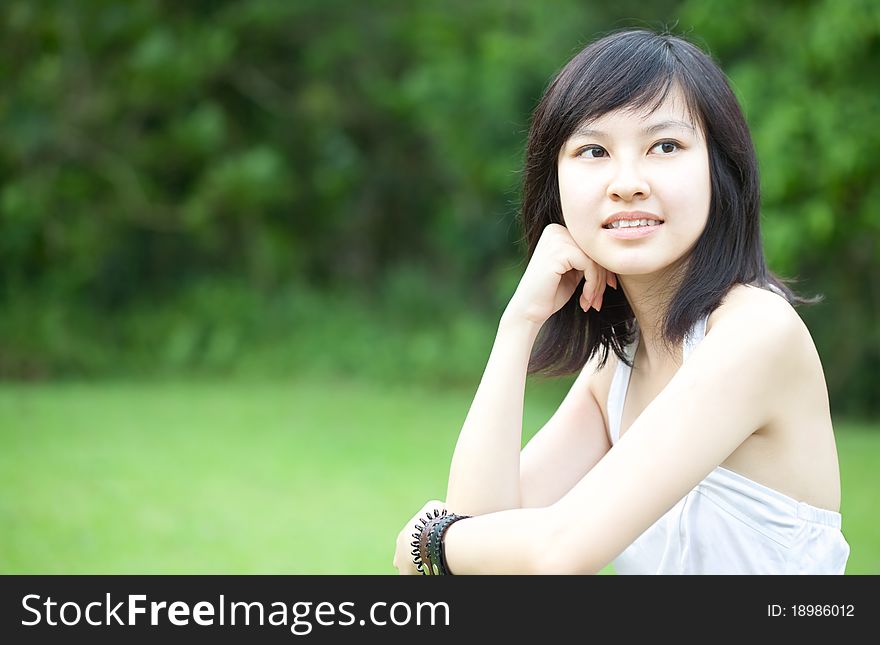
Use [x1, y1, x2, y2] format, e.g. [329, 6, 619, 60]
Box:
[571, 119, 696, 139]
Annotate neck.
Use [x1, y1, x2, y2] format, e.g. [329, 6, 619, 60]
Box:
[619, 264, 685, 372]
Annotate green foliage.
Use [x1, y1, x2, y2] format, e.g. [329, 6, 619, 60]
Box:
[0, 1, 877, 413]
[0, 278, 501, 389]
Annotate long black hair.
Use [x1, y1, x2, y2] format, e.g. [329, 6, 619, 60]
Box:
[520, 28, 818, 376]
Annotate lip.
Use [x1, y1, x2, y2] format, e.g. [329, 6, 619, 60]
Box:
[604, 223, 663, 239]
[601, 210, 665, 239]
[601, 211, 664, 228]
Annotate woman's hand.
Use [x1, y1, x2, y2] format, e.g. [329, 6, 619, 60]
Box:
[503, 223, 617, 327]
[393, 500, 446, 575]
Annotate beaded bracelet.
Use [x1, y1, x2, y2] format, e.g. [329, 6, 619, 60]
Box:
[410, 508, 471, 575]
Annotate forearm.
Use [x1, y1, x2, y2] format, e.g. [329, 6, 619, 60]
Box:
[445, 315, 541, 516]
[443, 506, 608, 575]
[441, 506, 561, 574]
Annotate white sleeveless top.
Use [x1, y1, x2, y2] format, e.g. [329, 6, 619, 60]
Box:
[607, 314, 851, 574]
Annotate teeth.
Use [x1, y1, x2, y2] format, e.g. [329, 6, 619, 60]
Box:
[609, 219, 662, 229]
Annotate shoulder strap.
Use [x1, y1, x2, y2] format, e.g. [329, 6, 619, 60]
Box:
[682, 313, 710, 363]
[606, 336, 639, 445]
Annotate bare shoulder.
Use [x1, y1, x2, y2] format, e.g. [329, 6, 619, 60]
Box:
[705, 287, 838, 510]
[707, 283, 823, 392]
[712, 283, 801, 326]
[706, 285, 830, 440]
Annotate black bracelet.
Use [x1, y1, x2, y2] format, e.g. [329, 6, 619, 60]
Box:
[411, 509, 444, 575]
[430, 513, 468, 574]
[411, 508, 471, 575]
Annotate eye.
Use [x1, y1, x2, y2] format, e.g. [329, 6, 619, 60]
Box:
[577, 145, 607, 159]
[650, 140, 680, 154]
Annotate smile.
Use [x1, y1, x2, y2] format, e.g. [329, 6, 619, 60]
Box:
[602, 219, 663, 229]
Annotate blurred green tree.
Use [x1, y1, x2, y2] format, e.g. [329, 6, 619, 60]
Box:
[0, 0, 876, 414]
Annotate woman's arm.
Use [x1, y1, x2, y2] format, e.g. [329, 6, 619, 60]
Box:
[519, 354, 611, 508]
[443, 297, 805, 573]
[444, 316, 611, 515]
[394, 342, 611, 573]
[444, 223, 613, 517]
[444, 315, 541, 515]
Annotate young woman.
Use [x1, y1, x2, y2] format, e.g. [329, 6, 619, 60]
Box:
[393, 29, 850, 574]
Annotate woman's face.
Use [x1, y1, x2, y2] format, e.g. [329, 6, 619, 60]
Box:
[557, 85, 711, 277]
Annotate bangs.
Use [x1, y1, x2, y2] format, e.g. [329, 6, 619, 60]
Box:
[554, 34, 705, 142]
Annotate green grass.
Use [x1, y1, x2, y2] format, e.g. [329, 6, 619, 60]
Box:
[0, 378, 876, 574]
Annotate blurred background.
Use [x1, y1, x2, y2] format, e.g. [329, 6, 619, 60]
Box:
[1, 0, 877, 573]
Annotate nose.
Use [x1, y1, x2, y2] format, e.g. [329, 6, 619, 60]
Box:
[606, 161, 651, 202]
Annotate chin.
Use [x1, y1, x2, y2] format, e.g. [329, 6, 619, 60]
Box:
[602, 260, 667, 276]
[600, 250, 689, 277]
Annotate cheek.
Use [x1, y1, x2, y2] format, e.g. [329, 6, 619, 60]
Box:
[557, 165, 602, 221]
[654, 163, 711, 220]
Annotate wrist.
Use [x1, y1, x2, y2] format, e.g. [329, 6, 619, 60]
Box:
[497, 312, 543, 342]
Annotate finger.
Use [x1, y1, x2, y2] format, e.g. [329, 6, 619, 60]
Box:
[584, 269, 603, 312]
[596, 269, 609, 311]
[590, 269, 603, 311]
[580, 279, 592, 312]
[606, 272, 615, 289]
[566, 245, 596, 275]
